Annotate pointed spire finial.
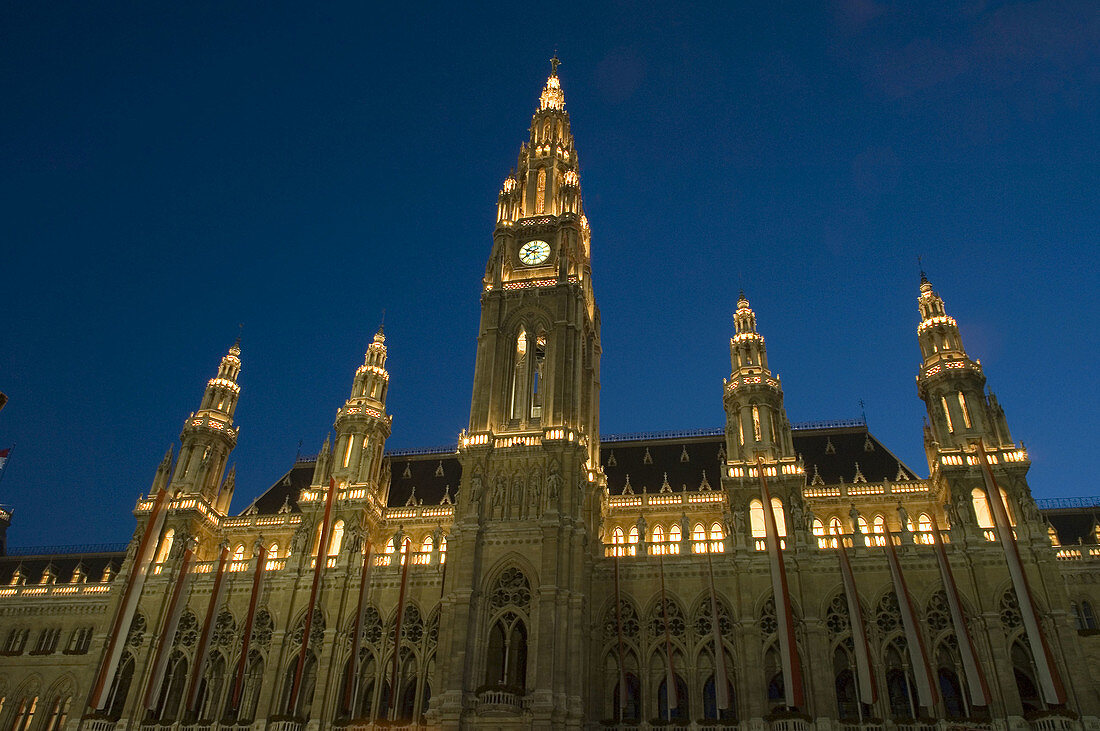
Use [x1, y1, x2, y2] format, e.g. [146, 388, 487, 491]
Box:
[373, 310, 386, 344]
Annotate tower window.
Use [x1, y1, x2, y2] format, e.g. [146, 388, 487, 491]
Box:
[511, 329, 529, 420]
[342, 437, 355, 468]
[940, 396, 954, 433]
[752, 405, 762, 442]
[958, 392, 972, 429]
[531, 332, 547, 419]
[536, 168, 546, 214]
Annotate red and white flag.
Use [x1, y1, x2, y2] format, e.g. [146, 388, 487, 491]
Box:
[837, 540, 876, 705]
[977, 441, 1066, 705]
[0, 448, 10, 472]
[883, 525, 938, 714]
[757, 457, 804, 709]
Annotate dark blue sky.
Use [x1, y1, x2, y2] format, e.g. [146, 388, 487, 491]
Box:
[2, 1, 1098, 548]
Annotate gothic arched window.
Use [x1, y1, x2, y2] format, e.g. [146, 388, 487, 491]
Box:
[154, 650, 188, 721]
[531, 331, 546, 419]
[485, 568, 531, 691]
[155, 528, 174, 565]
[329, 520, 345, 556]
[105, 652, 135, 720]
[611, 671, 641, 722]
[510, 329, 529, 420]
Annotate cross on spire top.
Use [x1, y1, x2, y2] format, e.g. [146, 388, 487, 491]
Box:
[550, 54, 560, 76]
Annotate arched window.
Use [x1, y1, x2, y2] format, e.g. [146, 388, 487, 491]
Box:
[196, 653, 226, 721]
[440, 535, 448, 564]
[530, 331, 547, 419]
[1011, 640, 1041, 712]
[750, 500, 767, 539]
[772, 498, 787, 536]
[628, 525, 640, 544]
[657, 673, 688, 722]
[702, 671, 736, 721]
[154, 651, 188, 721]
[233, 544, 245, 561]
[834, 645, 859, 720]
[764, 644, 784, 709]
[41, 695, 70, 731]
[710, 522, 725, 553]
[652, 525, 665, 543]
[611, 671, 641, 722]
[9, 696, 37, 731]
[511, 329, 529, 419]
[155, 528, 174, 564]
[282, 652, 319, 717]
[692, 523, 707, 552]
[484, 614, 528, 689]
[611, 527, 625, 557]
[828, 517, 843, 535]
[329, 519, 345, 556]
[384, 537, 395, 554]
[938, 666, 966, 719]
[917, 513, 932, 533]
[1083, 601, 1097, 630]
[958, 392, 973, 429]
[857, 516, 869, 534]
[105, 652, 135, 720]
[971, 488, 1014, 530]
[669, 523, 682, 543]
[267, 542, 279, 559]
[233, 650, 264, 723]
[884, 641, 915, 720]
[812, 518, 825, 537]
[422, 534, 434, 554]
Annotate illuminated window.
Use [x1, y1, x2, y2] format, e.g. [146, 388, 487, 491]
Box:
[753, 405, 762, 442]
[812, 518, 825, 537]
[422, 535, 434, 553]
[233, 544, 245, 562]
[771, 498, 787, 536]
[536, 168, 546, 213]
[440, 535, 448, 564]
[328, 520, 345, 556]
[857, 516, 869, 534]
[531, 332, 547, 419]
[155, 529, 174, 565]
[941, 396, 954, 433]
[828, 517, 843, 535]
[709, 522, 725, 552]
[628, 526, 640, 544]
[511, 329, 528, 419]
[652, 525, 665, 543]
[958, 392, 972, 429]
[971, 488, 1013, 529]
[872, 515, 885, 534]
[917, 513, 932, 533]
[342, 437, 354, 468]
[738, 416, 744, 446]
[669, 524, 682, 543]
[384, 537, 395, 554]
[692, 523, 706, 542]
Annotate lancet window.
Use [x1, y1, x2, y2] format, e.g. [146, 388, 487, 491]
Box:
[484, 569, 531, 691]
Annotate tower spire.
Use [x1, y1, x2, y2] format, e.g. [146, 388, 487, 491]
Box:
[167, 342, 242, 506]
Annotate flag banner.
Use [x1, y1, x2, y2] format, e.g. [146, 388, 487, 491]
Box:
[931, 515, 989, 708]
[344, 535, 373, 715]
[143, 548, 196, 710]
[757, 457, 804, 709]
[658, 552, 679, 717]
[186, 544, 231, 714]
[706, 549, 730, 711]
[90, 487, 173, 710]
[884, 526, 938, 713]
[0, 448, 9, 471]
[837, 540, 876, 704]
[230, 540, 268, 711]
[613, 557, 628, 714]
[388, 536, 413, 720]
[977, 441, 1066, 705]
[290, 476, 338, 717]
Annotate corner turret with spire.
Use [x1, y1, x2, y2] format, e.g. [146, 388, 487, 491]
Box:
[167, 340, 242, 507]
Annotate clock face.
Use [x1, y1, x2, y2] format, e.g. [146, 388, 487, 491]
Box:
[518, 240, 551, 266]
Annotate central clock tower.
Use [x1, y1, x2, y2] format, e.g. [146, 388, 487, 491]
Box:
[433, 59, 602, 728]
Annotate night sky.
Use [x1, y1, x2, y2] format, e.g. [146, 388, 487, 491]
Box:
[2, 2, 1098, 548]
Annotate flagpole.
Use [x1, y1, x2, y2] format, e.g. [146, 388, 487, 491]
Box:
[186, 544, 230, 716]
[142, 545, 196, 712]
[0, 444, 14, 487]
[343, 536, 373, 717]
[975, 440, 1066, 705]
[756, 456, 803, 709]
[706, 547, 730, 713]
[229, 539, 268, 716]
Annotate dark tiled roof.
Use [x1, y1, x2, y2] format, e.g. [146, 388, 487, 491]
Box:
[601, 425, 919, 495]
[245, 425, 919, 512]
[1045, 512, 1100, 546]
[0, 551, 123, 585]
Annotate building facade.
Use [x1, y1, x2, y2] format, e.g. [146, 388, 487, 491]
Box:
[1, 62, 1100, 731]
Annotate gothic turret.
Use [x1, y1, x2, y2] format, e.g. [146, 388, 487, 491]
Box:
[723, 293, 795, 463]
[168, 341, 241, 506]
[330, 326, 393, 490]
[915, 275, 1013, 450]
